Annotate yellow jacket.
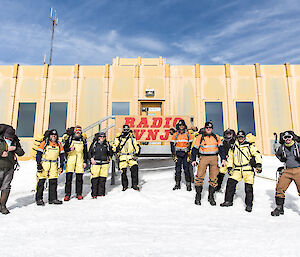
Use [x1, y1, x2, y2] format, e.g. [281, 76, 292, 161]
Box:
[227, 140, 262, 170]
[113, 133, 140, 156]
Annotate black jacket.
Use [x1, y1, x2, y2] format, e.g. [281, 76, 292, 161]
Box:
[0, 136, 24, 170]
[89, 140, 113, 162]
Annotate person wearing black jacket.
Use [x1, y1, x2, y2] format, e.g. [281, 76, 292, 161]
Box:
[0, 127, 24, 214]
[215, 129, 236, 192]
[271, 131, 300, 216]
[89, 132, 113, 198]
[64, 125, 88, 201]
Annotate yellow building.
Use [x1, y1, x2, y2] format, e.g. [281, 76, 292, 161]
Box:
[0, 57, 299, 157]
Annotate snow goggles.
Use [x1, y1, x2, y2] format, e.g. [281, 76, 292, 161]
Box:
[283, 135, 293, 140]
[75, 128, 82, 133]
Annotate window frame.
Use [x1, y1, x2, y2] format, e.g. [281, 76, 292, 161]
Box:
[16, 102, 37, 138]
[204, 101, 224, 136]
[235, 101, 256, 136]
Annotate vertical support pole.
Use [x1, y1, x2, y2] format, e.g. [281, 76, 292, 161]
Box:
[134, 64, 140, 115]
[195, 64, 201, 127]
[285, 62, 295, 131]
[254, 63, 265, 153]
[41, 64, 49, 133]
[165, 63, 171, 115]
[104, 64, 110, 133]
[10, 64, 19, 126]
[74, 64, 80, 125]
[224, 63, 233, 129]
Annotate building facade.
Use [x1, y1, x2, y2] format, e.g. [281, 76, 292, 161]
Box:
[0, 57, 299, 157]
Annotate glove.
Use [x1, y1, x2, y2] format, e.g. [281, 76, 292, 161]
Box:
[58, 167, 63, 174]
[172, 155, 178, 163]
[256, 167, 262, 173]
[115, 146, 120, 153]
[37, 163, 43, 173]
[227, 167, 233, 175]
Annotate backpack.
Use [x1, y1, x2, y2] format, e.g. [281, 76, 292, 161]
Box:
[31, 130, 51, 159]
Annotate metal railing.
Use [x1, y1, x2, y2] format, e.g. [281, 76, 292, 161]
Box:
[82, 115, 116, 141]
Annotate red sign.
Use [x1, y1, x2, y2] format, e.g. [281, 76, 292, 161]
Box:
[115, 116, 190, 141]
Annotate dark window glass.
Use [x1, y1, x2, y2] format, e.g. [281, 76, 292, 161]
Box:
[112, 102, 130, 115]
[48, 102, 68, 136]
[236, 102, 256, 135]
[205, 102, 224, 135]
[16, 103, 36, 137]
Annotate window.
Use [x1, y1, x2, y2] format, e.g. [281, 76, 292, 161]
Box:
[205, 102, 224, 135]
[236, 102, 256, 135]
[48, 102, 68, 136]
[16, 103, 36, 137]
[112, 102, 130, 115]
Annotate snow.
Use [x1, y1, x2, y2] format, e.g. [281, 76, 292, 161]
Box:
[1, 157, 300, 257]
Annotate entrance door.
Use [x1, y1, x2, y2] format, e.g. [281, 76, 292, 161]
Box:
[139, 101, 163, 145]
[140, 102, 162, 116]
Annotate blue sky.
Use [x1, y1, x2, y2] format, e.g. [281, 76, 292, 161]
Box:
[0, 0, 300, 65]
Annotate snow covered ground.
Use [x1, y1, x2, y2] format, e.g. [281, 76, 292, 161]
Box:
[1, 156, 300, 257]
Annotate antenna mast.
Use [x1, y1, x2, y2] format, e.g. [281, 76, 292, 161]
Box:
[49, 8, 58, 65]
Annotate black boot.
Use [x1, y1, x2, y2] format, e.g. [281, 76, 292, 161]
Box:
[194, 186, 202, 205]
[220, 178, 237, 207]
[245, 183, 253, 212]
[48, 179, 62, 205]
[91, 177, 99, 197]
[271, 197, 285, 216]
[208, 185, 216, 206]
[36, 178, 46, 206]
[173, 176, 181, 190]
[98, 177, 107, 196]
[65, 172, 73, 197]
[121, 169, 128, 191]
[186, 182, 192, 191]
[215, 173, 225, 192]
[130, 165, 139, 191]
[0, 191, 10, 214]
[75, 173, 83, 197]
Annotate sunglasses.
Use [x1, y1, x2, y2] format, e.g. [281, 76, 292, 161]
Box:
[283, 135, 293, 140]
[205, 127, 212, 129]
[99, 136, 106, 138]
[237, 135, 245, 138]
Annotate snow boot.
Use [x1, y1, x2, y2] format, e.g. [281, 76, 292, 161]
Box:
[132, 185, 140, 191]
[77, 195, 83, 200]
[215, 173, 225, 192]
[35, 178, 45, 204]
[223, 178, 237, 205]
[173, 180, 181, 190]
[271, 197, 284, 216]
[245, 183, 253, 209]
[75, 174, 83, 197]
[186, 182, 192, 191]
[220, 201, 233, 207]
[64, 195, 70, 201]
[208, 185, 216, 206]
[194, 186, 202, 205]
[36, 199, 45, 206]
[245, 206, 252, 212]
[0, 191, 10, 214]
[98, 177, 107, 196]
[49, 199, 63, 205]
[130, 165, 139, 190]
[48, 179, 62, 204]
[121, 169, 129, 191]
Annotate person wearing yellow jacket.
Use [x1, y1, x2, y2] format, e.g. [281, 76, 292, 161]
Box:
[220, 130, 262, 212]
[36, 129, 65, 206]
[113, 125, 141, 191]
[63, 125, 88, 201]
